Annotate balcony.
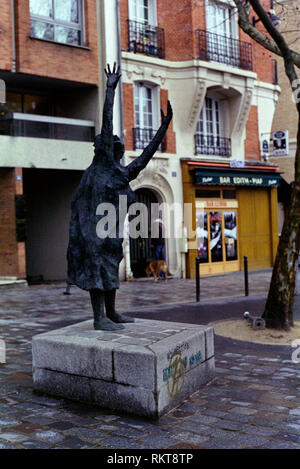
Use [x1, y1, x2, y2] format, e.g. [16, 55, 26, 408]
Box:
[127, 20, 165, 59]
[133, 127, 166, 152]
[0, 113, 95, 142]
[196, 29, 253, 71]
[194, 134, 231, 158]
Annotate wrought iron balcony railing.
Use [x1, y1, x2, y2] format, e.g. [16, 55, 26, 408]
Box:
[196, 29, 253, 71]
[133, 127, 166, 152]
[0, 112, 95, 142]
[127, 20, 165, 59]
[194, 134, 231, 158]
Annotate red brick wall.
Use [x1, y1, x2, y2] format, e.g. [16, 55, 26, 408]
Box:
[0, 2, 13, 71]
[244, 106, 260, 160]
[0, 169, 18, 277]
[123, 82, 134, 150]
[160, 89, 176, 153]
[120, 0, 129, 52]
[238, 0, 274, 83]
[13, 0, 98, 84]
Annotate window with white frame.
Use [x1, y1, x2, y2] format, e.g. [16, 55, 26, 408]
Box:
[206, 1, 237, 38]
[195, 97, 231, 157]
[133, 83, 159, 150]
[30, 0, 84, 46]
[205, 1, 240, 67]
[128, 0, 157, 25]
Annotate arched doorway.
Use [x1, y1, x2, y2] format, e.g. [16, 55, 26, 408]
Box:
[130, 188, 158, 278]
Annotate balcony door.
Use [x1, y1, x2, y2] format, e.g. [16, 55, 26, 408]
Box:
[196, 97, 230, 157]
[206, 1, 239, 66]
[128, 0, 156, 25]
[134, 83, 158, 149]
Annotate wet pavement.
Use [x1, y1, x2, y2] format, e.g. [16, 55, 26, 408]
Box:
[0, 269, 300, 449]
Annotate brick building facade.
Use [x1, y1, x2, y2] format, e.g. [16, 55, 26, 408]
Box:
[0, 0, 281, 282]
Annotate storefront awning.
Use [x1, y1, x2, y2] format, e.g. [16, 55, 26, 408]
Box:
[192, 170, 281, 187]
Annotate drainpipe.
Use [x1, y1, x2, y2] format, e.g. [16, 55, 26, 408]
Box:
[116, 0, 125, 163]
[11, 0, 16, 72]
[116, 0, 132, 280]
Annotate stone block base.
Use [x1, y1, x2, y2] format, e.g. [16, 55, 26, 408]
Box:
[32, 318, 215, 419]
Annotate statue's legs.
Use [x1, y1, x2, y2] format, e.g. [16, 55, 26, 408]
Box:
[89, 289, 124, 331]
[104, 289, 135, 323]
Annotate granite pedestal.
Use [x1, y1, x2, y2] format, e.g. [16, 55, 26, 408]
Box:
[32, 318, 215, 419]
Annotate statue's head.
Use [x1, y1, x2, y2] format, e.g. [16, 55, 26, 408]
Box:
[113, 135, 125, 161]
[93, 134, 124, 161]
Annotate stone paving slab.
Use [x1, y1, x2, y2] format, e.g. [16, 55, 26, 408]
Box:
[0, 274, 300, 448]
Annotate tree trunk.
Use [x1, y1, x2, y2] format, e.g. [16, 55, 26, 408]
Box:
[263, 119, 300, 330]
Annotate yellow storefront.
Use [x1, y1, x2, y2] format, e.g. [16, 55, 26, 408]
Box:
[181, 160, 280, 277]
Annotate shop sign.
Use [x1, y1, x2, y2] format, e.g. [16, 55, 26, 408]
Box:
[194, 171, 280, 187]
[196, 200, 238, 209]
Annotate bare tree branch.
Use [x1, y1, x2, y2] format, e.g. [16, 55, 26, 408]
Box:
[232, 0, 300, 69]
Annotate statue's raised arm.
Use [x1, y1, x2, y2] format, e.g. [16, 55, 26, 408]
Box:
[95, 63, 121, 163]
[127, 101, 173, 181]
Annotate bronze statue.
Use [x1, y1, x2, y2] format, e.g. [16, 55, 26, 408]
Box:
[67, 63, 173, 330]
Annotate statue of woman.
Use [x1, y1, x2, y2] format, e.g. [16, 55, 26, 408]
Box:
[67, 63, 173, 331]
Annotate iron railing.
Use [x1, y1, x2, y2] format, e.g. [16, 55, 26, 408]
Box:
[196, 29, 253, 71]
[133, 127, 166, 152]
[194, 134, 231, 157]
[127, 20, 165, 59]
[0, 113, 95, 142]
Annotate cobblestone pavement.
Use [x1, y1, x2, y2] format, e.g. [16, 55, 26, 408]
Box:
[0, 270, 300, 449]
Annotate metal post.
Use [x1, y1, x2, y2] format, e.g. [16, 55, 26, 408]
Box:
[244, 255, 249, 296]
[196, 256, 201, 302]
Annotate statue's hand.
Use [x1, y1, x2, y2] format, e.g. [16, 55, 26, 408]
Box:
[104, 62, 121, 89]
[160, 100, 173, 125]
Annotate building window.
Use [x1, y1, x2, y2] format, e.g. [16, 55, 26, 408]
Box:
[206, 1, 237, 39]
[195, 96, 231, 157]
[30, 0, 84, 46]
[129, 0, 156, 25]
[133, 83, 162, 150]
[197, 0, 252, 70]
[127, 0, 165, 58]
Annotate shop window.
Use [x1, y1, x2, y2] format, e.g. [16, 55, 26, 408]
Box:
[210, 211, 223, 262]
[224, 211, 238, 261]
[223, 190, 236, 199]
[196, 209, 238, 265]
[195, 189, 221, 198]
[30, 0, 84, 46]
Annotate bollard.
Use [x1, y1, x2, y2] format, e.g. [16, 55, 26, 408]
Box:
[244, 255, 249, 297]
[196, 256, 201, 302]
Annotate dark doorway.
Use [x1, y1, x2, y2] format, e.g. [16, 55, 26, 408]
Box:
[130, 188, 158, 278]
[23, 168, 83, 282]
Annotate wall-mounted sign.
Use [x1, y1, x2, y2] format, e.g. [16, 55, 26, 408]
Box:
[273, 130, 289, 156]
[193, 170, 281, 187]
[230, 159, 245, 168]
[262, 140, 269, 154]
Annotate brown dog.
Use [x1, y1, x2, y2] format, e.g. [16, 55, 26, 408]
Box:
[145, 260, 168, 282]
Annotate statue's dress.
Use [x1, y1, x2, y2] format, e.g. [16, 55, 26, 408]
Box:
[67, 85, 170, 292]
[67, 162, 135, 291]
